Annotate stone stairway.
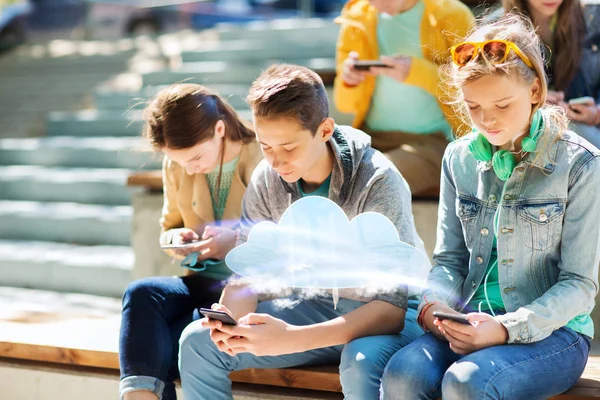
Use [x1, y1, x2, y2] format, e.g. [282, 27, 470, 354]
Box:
[0, 38, 161, 297]
[0, 19, 345, 299]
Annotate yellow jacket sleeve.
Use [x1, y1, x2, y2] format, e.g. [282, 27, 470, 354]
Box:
[333, 23, 373, 115]
[404, 5, 474, 135]
[159, 156, 184, 259]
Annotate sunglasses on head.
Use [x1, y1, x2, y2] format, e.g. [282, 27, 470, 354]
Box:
[450, 40, 534, 69]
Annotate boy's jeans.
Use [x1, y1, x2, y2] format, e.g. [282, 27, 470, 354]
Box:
[179, 296, 423, 400]
[380, 327, 590, 400]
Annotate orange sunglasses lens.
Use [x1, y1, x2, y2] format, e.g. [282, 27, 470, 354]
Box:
[482, 41, 508, 63]
[453, 43, 477, 66]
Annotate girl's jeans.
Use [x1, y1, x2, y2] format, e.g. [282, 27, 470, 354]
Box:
[119, 275, 224, 399]
[380, 327, 590, 400]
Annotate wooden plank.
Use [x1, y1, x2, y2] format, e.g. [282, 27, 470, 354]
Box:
[127, 170, 162, 190]
[1, 288, 600, 397]
[230, 365, 342, 393]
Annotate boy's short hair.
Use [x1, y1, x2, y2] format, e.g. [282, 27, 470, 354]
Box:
[247, 64, 329, 135]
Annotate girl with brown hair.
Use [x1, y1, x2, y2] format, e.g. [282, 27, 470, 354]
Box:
[118, 84, 262, 400]
[502, 0, 600, 148]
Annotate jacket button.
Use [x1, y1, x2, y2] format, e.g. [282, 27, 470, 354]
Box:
[476, 256, 484, 264]
[538, 213, 548, 222]
[481, 228, 489, 236]
[488, 194, 497, 202]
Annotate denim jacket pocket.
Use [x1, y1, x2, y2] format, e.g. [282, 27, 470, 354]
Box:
[518, 202, 565, 251]
[457, 196, 482, 246]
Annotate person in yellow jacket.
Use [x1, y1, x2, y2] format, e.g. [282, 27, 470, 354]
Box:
[334, 0, 474, 197]
[119, 83, 263, 400]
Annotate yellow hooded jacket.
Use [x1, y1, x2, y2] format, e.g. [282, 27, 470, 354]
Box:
[333, 0, 474, 134]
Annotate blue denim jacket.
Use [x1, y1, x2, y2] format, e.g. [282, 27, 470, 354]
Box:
[418, 116, 600, 344]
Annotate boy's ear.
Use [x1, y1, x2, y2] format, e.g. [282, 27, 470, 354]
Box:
[530, 78, 542, 105]
[318, 118, 335, 142]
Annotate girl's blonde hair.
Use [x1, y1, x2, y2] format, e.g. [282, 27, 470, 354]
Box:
[444, 14, 569, 165]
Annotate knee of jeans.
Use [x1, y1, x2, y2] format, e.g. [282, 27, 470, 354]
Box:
[340, 338, 380, 378]
[122, 278, 158, 307]
[380, 352, 417, 397]
[442, 363, 489, 400]
[178, 320, 214, 368]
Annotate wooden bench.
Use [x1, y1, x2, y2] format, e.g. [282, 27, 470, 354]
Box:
[1, 287, 599, 399]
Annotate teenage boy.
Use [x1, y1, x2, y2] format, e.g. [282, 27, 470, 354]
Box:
[334, 0, 474, 197]
[178, 64, 425, 399]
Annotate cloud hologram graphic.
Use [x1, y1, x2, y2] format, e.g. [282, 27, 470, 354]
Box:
[225, 197, 429, 290]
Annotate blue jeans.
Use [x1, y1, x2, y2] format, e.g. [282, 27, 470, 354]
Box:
[380, 328, 590, 400]
[179, 296, 423, 400]
[119, 275, 224, 400]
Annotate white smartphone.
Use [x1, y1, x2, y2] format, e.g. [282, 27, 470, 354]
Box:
[160, 238, 210, 250]
[568, 96, 595, 106]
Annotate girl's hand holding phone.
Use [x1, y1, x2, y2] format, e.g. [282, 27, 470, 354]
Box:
[422, 303, 460, 341]
[196, 225, 238, 261]
[435, 312, 509, 355]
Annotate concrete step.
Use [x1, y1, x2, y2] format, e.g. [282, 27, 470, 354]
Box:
[94, 83, 250, 110]
[0, 166, 135, 205]
[46, 109, 254, 135]
[217, 19, 339, 42]
[46, 110, 144, 137]
[0, 200, 131, 246]
[0, 241, 132, 297]
[0, 136, 160, 169]
[180, 39, 335, 63]
[142, 58, 336, 86]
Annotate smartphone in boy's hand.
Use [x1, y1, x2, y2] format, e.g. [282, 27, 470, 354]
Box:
[199, 308, 238, 325]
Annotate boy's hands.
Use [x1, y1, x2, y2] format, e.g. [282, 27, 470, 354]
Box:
[204, 304, 301, 357]
[217, 314, 301, 357]
[201, 304, 239, 356]
[434, 312, 508, 355]
[342, 51, 373, 86]
[371, 55, 411, 83]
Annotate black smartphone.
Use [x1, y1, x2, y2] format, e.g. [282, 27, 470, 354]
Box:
[353, 60, 391, 71]
[432, 311, 471, 325]
[199, 308, 238, 325]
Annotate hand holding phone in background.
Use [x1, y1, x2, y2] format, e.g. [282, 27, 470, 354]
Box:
[567, 96, 600, 125]
[370, 55, 412, 83]
[342, 51, 374, 86]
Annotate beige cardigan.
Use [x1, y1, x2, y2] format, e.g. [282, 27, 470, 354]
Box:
[160, 140, 263, 259]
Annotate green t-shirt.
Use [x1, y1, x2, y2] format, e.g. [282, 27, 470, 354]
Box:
[298, 174, 331, 198]
[206, 156, 239, 222]
[365, 2, 451, 136]
[202, 156, 239, 281]
[467, 241, 505, 313]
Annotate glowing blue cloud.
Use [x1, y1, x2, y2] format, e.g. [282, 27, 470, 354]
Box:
[225, 197, 429, 291]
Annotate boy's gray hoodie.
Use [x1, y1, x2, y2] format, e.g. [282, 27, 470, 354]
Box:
[238, 125, 425, 310]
